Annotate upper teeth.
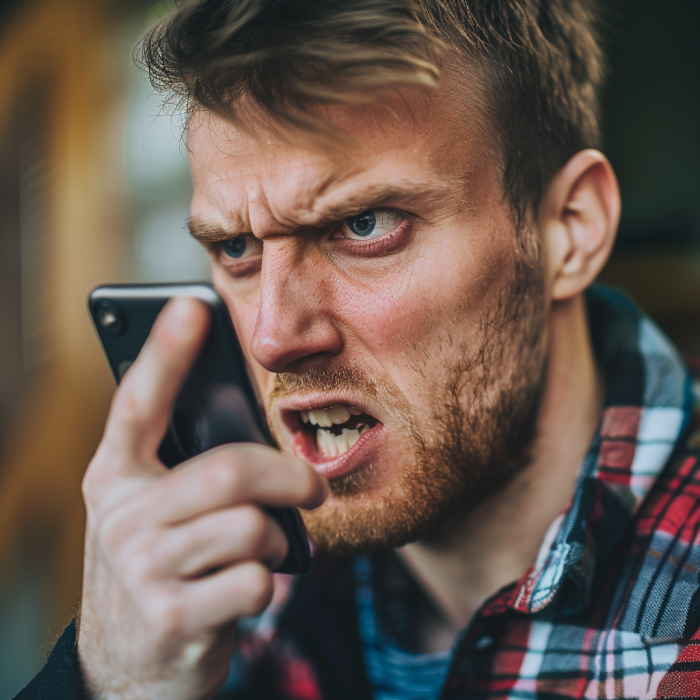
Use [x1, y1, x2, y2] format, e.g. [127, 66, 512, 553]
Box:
[302, 405, 362, 427]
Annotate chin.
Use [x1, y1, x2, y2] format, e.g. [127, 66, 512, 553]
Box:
[299, 462, 456, 557]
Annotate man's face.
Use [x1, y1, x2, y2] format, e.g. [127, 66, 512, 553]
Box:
[187, 83, 548, 555]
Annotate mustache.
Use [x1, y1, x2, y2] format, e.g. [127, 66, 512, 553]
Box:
[267, 365, 380, 406]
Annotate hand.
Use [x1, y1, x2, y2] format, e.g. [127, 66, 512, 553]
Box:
[77, 298, 327, 700]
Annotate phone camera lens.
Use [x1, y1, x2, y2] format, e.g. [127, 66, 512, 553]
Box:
[99, 308, 117, 327]
[96, 300, 126, 335]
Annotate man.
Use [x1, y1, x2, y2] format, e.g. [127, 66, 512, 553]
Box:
[16, 0, 700, 698]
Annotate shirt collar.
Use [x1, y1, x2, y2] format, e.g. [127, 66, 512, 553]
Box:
[508, 285, 693, 616]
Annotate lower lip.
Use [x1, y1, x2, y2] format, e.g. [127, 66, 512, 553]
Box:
[291, 424, 383, 479]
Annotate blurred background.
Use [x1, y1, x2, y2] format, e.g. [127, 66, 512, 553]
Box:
[0, 0, 698, 695]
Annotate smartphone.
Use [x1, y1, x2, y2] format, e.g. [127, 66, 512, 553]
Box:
[88, 282, 312, 575]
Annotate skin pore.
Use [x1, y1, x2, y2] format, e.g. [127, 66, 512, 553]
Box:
[186, 75, 619, 652]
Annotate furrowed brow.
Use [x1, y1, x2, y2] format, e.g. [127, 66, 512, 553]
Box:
[187, 219, 242, 244]
[187, 182, 456, 243]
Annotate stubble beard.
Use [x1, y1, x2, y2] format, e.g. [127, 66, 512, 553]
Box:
[268, 238, 548, 557]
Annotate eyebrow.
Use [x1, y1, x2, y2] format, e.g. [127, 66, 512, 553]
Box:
[187, 180, 455, 244]
[187, 219, 236, 244]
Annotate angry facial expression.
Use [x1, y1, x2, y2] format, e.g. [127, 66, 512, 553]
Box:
[187, 83, 548, 555]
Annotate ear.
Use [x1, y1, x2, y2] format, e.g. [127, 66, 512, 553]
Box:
[539, 150, 621, 301]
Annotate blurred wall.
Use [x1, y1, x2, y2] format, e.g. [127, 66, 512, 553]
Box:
[0, 0, 204, 695]
[598, 0, 700, 355]
[0, 0, 698, 697]
[0, 1, 134, 695]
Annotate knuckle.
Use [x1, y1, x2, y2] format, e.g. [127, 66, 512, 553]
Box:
[239, 562, 273, 615]
[203, 453, 245, 500]
[123, 544, 160, 585]
[81, 457, 112, 510]
[81, 469, 99, 509]
[115, 381, 141, 417]
[110, 383, 146, 434]
[144, 591, 187, 638]
[99, 510, 137, 557]
[236, 507, 269, 552]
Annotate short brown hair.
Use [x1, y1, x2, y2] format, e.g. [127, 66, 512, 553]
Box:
[141, 0, 605, 223]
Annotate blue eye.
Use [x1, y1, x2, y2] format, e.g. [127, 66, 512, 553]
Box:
[348, 211, 376, 237]
[223, 237, 247, 258]
[343, 209, 401, 241]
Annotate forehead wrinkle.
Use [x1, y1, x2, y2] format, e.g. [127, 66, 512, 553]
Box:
[260, 148, 453, 228]
[192, 111, 474, 239]
[198, 155, 332, 237]
[246, 178, 297, 235]
[267, 162, 341, 230]
[250, 157, 360, 231]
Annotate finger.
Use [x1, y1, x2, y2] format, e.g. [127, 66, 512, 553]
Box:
[160, 506, 288, 577]
[185, 561, 274, 629]
[143, 444, 327, 524]
[101, 298, 211, 468]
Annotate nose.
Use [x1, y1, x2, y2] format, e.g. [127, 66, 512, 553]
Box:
[250, 241, 343, 373]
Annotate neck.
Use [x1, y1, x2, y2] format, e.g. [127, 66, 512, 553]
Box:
[397, 294, 603, 639]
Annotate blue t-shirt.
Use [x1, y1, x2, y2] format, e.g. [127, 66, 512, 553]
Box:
[354, 556, 455, 700]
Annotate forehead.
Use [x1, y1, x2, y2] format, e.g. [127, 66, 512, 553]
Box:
[187, 81, 491, 230]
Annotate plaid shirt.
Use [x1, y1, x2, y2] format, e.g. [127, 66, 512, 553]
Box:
[211, 286, 700, 700]
[16, 286, 700, 700]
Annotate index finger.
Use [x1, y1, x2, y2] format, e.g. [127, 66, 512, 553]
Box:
[146, 444, 328, 525]
[101, 298, 211, 469]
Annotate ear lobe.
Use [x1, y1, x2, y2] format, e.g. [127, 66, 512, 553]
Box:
[541, 150, 621, 301]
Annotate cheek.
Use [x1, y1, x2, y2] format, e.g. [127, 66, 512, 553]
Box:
[332, 223, 513, 371]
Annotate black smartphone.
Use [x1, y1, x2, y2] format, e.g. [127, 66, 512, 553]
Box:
[88, 282, 312, 575]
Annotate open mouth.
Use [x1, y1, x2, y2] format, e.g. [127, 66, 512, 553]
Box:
[285, 403, 380, 462]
